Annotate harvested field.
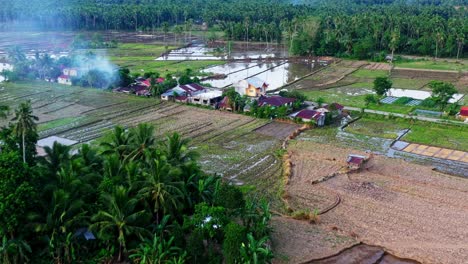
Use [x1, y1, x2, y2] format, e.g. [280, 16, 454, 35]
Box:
[1, 80, 292, 205]
[287, 60, 368, 90]
[391, 68, 460, 82]
[364, 62, 392, 71]
[254, 122, 302, 140]
[285, 140, 468, 264]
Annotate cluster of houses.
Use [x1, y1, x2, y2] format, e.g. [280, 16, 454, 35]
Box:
[114, 77, 165, 96]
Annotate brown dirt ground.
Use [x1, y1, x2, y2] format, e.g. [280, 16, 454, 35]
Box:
[254, 122, 302, 140]
[281, 140, 468, 264]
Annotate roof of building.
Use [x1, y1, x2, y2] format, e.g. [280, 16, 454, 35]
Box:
[294, 109, 324, 121]
[346, 154, 366, 165]
[179, 83, 206, 94]
[325, 103, 344, 110]
[258, 96, 296, 107]
[246, 77, 268, 88]
[37, 136, 78, 148]
[58, 75, 70, 79]
[460, 106, 468, 116]
[141, 77, 165, 87]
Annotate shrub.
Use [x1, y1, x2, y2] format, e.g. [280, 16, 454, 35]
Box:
[214, 183, 245, 213]
[223, 222, 246, 264]
[393, 96, 412, 105]
[420, 98, 437, 108]
[291, 209, 311, 220]
[364, 94, 377, 105]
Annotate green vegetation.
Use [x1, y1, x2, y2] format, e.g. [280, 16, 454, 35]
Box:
[395, 60, 468, 72]
[373, 77, 392, 96]
[348, 115, 468, 151]
[351, 69, 388, 79]
[0, 104, 275, 263]
[38, 117, 81, 131]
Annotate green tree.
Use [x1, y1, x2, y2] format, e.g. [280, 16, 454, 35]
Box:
[11, 101, 38, 163]
[91, 186, 151, 262]
[223, 222, 246, 264]
[373, 77, 392, 97]
[0, 105, 9, 119]
[429, 81, 458, 110]
[239, 233, 273, 264]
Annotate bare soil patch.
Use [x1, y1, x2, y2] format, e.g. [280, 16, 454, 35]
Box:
[254, 122, 302, 139]
[365, 63, 392, 71]
[285, 140, 468, 264]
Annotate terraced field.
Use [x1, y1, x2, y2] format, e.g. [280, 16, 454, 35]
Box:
[1, 80, 288, 204]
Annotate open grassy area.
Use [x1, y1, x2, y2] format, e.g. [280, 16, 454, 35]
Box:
[395, 59, 468, 71]
[346, 115, 468, 151]
[345, 117, 408, 139]
[351, 69, 388, 78]
[405, 122, 468, 151]
[390, 77, 429, 89]
[105, 43, 224, 75]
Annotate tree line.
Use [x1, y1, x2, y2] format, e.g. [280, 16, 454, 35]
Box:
[0, 102, 274, 263]
[1, 0, 466, 59]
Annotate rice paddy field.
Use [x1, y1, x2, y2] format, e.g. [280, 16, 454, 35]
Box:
[0, 80, 292, 206]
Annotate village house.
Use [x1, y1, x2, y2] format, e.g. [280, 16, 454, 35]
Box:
[58, 67, 80, 86]
[290, 109, 326, 126]
[234, 77, 268, 97]
[161, 83, 206, 101]
[257, 95, 296, 108]
[457, 106, 468, 121]
[346, 154, 367, 170]
[114, 83, 151, 97]
[218, 96, 233, 111]
[189, 89, 223, 107]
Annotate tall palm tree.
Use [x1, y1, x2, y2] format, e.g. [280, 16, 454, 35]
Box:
[161, 133, 198, 166]
[40, 142, 71, 177]
[128, 123, 157, 162]
[138, 158, 184, 222]
[100, 126, 130, 160]
[11, 101, 38, 163]
[91, 186, 151, 262]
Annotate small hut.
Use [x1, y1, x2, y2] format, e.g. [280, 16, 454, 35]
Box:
[346, 154, 367, 170]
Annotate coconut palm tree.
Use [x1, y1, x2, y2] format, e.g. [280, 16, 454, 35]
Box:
[128, 123, 157, 162]
[100, 126, 130, 160]
[138, 157, 184, 222]
[11, 101, 38, 163]
[161, 133, 199, 166]
[91, 186, 151, 262]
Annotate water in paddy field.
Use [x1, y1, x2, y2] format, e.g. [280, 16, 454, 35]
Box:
[201, 61, 320, 90]
[156, 43, 286, 61]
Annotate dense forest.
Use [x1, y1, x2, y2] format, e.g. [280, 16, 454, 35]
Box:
[0, 0, 467, 58]
[0, 102, 273, 263]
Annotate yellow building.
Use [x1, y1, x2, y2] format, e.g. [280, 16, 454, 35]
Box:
[234, 77, 268, 97]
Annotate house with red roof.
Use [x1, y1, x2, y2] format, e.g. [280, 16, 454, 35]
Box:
[290, 109, 326, 126]
[258, 95, 296, 108]
[346, 154, 367, 170]
[58, 68, 80, 86]
[139, 77, 165, 87]
[457, 106, 468, 121]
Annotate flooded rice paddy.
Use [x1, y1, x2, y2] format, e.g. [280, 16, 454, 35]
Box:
[201, 60, 321, 89]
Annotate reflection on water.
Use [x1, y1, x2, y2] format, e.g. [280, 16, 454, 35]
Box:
[202, 61, 319, 90]
[156, 44, 284, 61]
